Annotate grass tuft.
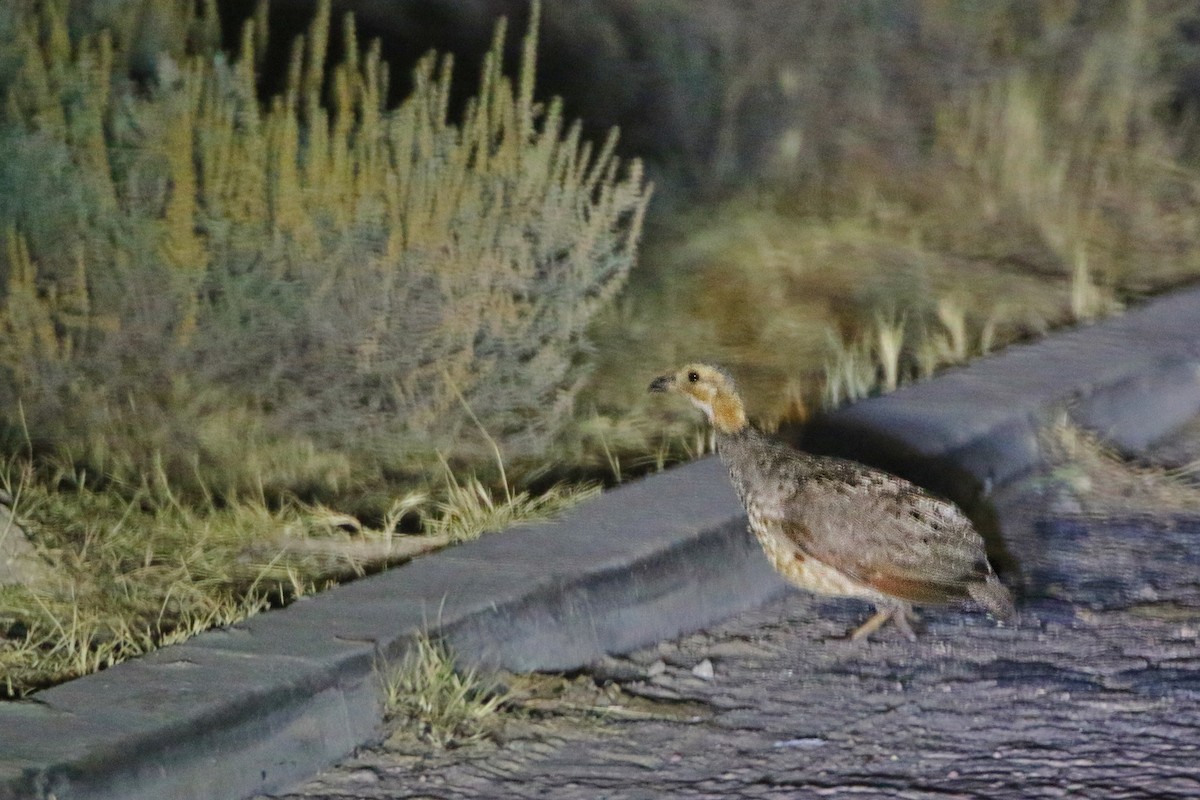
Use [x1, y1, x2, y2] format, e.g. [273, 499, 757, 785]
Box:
[381, 633, 515, 748]
[422, 468, 599, 545]
[819, 297, 1010, 408]
[1040, 420, 1200, 513]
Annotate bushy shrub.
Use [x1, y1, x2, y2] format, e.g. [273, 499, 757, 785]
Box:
[0, 0, 650, 501]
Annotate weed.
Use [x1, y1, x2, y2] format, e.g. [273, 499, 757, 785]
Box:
[381, 633, 515, 748]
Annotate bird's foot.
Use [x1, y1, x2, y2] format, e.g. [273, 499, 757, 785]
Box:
[848, 607, 921, 642]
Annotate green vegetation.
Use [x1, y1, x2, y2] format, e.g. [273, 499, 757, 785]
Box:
[0, 0, 638, 696]
[0, 454, 594, 696]
[0, 0, 649, 502]
[381, 633, 515, 749]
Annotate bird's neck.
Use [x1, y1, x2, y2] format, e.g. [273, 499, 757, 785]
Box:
[710, 393, 748, 435]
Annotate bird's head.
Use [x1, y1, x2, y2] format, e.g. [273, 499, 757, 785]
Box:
[648, 363, 748, 434]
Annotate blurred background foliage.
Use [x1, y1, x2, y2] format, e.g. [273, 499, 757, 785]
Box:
[571, 0, 1200, 436]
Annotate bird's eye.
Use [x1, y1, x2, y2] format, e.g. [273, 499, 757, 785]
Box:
[687, 370, 700, 383]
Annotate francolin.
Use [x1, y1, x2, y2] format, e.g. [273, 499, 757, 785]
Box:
[649, 363, 1014, 640]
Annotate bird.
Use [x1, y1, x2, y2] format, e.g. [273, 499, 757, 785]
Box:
[649, 363, 1014, 640]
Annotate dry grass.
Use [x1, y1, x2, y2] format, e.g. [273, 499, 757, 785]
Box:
[0, 457, 593, 697]
[586, 203, 1068, 425]
[547, 406, 717, 489]
[1040, 421, 1200, 514]
[423, 467, 599, 545]
[381, 633, 516, 749]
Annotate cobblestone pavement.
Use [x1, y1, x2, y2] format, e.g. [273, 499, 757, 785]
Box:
[266, 427, 1200, 800]
[266, 592, 1200, 800]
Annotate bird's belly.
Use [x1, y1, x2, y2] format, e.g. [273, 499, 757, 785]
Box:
[753, 526, 877, 600]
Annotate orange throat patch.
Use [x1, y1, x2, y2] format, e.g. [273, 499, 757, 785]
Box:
[711, 394, 747, 434]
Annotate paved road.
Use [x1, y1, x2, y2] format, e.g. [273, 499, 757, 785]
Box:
[266, 594, 1200, 800]
[266, 424, 1200, 800]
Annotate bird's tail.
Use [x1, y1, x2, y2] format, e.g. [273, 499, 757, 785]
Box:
[969, 574, 1016, 620]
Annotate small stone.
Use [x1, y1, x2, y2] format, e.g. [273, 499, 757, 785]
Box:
[772, 738, 826, 749]
[346, 769, 380, 784]
[691, 658, 715, 680]
[647, 659, 667, 677]
[0, 505, 52, 588]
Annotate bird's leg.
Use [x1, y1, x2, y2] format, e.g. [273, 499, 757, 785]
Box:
[890, 605, 920, 642]
[849, 604, 919, 642]
[849, 608, 893, 641]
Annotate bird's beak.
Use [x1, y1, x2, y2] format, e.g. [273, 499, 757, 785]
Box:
[648, 374, 674, 393]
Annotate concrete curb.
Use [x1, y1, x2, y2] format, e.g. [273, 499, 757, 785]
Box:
[802, 286, 1200, 495]
[4, 286, 1200, 800]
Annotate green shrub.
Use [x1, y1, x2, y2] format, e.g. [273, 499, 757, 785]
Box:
[0, 0, 650, 502]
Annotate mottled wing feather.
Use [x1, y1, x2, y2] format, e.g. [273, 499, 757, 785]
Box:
[727, 432, 992, 604]
[866, 572, 970, 605]
[785, 464, 991, 603]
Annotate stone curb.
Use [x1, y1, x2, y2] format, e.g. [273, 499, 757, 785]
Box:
[801, 286, 1200, 497]
[4, 286, 1200, 800]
